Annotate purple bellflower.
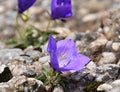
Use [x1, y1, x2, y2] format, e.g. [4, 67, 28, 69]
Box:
[51, 0, 72, 19]
[47, 35, 91, 72]
[18, 0, 36, 13]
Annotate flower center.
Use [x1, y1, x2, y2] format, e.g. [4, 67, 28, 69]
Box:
[59, 52, 67, 61]
[60, 2, 64, 6]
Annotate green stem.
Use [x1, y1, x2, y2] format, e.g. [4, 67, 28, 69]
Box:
[16, 14, 24, 40]
[46, 20, 52, 31]
[42, 20, 52, 43]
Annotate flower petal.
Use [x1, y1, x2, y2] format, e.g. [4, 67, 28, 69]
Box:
[59, 54, 91, 71]
[18, 0, 36, 13]
[47, 35, 59, 70]
[57, 39, 77, 59]
[51, 0, 72, 19]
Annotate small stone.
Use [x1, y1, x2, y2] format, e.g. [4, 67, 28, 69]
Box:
[105, 41, 113, 51]
[24, 46, 34, 53]
[0, 5, 5, 13]
[88, 37, 108, 53]
[98, 52, 116, 65]
[82, 13, 100, 23]
[69, 71, 95, 92]
[5, 76, 46, 92]
[97, 83, 112, 91]
[0, 84, 11, 92]
[86, 61, 97, 73]
[33, 61, 42, 73]
[52, 27, 71, 37]
[66, 33, 76, 40]
[96, 64, 120, 82]
[12, 65, 27, 76]
[26, 50, 42, 59]
[112, 42, 120, 51]
[53, 86, 64, 92]
[0, 49, 24, 64]
[39, 56, 49, 64]
[0, 42, 5, 49]
[11, 64, 36, 77]
[103, 26, 114, 40]
[112, 80, 120, 87]
[117, 59, 120, 66]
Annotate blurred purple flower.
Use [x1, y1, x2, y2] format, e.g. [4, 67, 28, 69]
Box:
[18, 0, 36, 13]
[47, 35, 91, 72]
[51, 0, 72, 19]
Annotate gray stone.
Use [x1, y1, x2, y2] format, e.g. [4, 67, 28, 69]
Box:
[0, 49, 24, 64]
[26, 50, 42, 59]
[10, 64, 36, 77]
[86, 61, 97, 74]
[53, 86, 64, 92]
[97, 80, 120, 92]
[112, 42, 120, 51]
[0, 76, 46, 92]
[0, 42, 5, 49]
[0, 83, 12, 92]
[69, 70, 95, 92]
[96, 64, 120, 82]
[98, 52, 116, 65]
[105, 41, 113, 51]
[103, 26, 114, 40]
[39, 56, 49, 64]
[66, 33, 76, 40]
[88, 37, 108, 54]
[0, 5, 5, 13]
[97, 83, 112, 92]
[12, 55, 33, 65]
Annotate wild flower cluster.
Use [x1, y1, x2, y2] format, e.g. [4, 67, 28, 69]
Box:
[15, 0, 91, 91]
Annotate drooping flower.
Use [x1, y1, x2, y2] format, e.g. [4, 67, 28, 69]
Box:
[47, 35, 91, 72]
[51, 0, 72, 19]
[18, 0, 36, 13]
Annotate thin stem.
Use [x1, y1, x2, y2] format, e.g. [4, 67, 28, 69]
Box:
[46, 20, 52, 31]
[16, 14, 24, 40]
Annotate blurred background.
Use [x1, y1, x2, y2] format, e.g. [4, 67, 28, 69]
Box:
[0, 0, 120, 44]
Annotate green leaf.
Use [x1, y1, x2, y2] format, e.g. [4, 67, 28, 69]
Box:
[6, 37, 18, 45]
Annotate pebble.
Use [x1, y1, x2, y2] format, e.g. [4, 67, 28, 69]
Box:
[98, 52, 116, 65]
[96, 64, 120, 82]
[0, 42, 5, 49]
[24, 46, 34, 53]
[103, 26, 114, 40]
[39, 56, 49, 64]
[82, 13, 100, 23]
[97, 83, 112, 91]
[86, 61, 97, 73]
[112, 42, 120, 51]
[97, 80, 120, 92]
[0, 49, 24, 64]
[26, 50, 42, 59]
[0, 76, 46, 92]
[66, 33, 76, 40]
[88, 37, 108, 53]
[105, 41, 113, 51]
[52, 27, 71, 37]
[0, 5, 5, 13]
[53, 86, 64, 92]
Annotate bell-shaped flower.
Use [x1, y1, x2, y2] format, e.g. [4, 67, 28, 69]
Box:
[51, 0, 72, 19]
[18, 0, 36, 13]
[47, 35, 91, 72]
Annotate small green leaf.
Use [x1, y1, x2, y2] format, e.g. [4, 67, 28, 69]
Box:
[6, 37, 18, 45]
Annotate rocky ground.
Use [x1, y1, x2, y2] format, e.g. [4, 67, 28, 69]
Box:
[0, 0, 120, 92]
